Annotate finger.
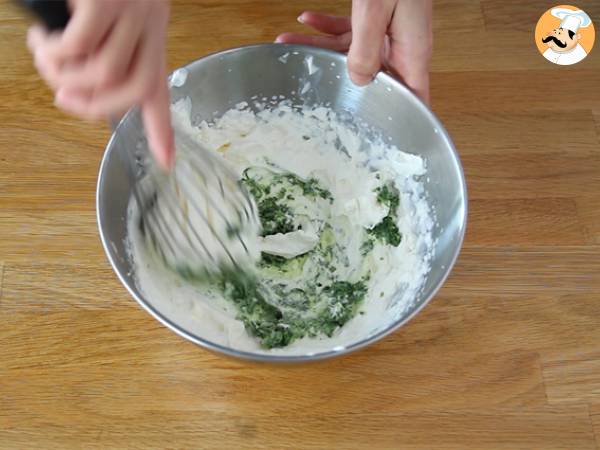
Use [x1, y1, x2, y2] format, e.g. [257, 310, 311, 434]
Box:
[142, 73, 174, 171]
[99, 11, 145, 85]
[386, 0, 432, 103]
[393, 61, 430, 104]
[34, 52, 61, 90]
[53, 3, 169, 120]
[31, 38, 65, 90]
[297, 11, 351, 35]
[386, 42, 431, 104]
[275, 32, 351, 52]
[42, 1, 117, 63]
[54, 26, 163, 119]
[54, 11, 145, 91]
[27, 24, 48, 53]
[55, 87, 135, 121]
[53, 86, 89, 108]
[402, 68, 430, 104]
[347, 0, 394, 85]
[28, 25, 61, 87]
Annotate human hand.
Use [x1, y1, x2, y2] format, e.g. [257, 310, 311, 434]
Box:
[275, 0, 433, 103]
[26, 0, 174, 169]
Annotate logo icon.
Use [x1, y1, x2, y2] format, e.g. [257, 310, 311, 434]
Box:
[535, 5, 595, 65]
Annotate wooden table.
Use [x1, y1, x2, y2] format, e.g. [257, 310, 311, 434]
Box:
[1, 1, 600, 448]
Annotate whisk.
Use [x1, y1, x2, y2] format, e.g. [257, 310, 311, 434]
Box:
[130, 128, 261, 277]
[17, 0, 261, 276]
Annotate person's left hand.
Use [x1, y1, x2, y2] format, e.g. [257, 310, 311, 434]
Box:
[275, 0, 433, 103]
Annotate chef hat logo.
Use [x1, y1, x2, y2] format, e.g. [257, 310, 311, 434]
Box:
[535, 4, 595, 66]
[551, 8, 592, 33]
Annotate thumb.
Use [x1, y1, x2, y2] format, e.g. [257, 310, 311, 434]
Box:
[347, 0, 395, 85]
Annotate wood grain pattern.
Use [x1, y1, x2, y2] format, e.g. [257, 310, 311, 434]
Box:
[543, 350, 600, 404]
[481, 0, 600, 33]
[1, 0, 600, 448]
[1, 264, 130, 311]
[0, 262, 4, 301]
[592, 404, 600, 450]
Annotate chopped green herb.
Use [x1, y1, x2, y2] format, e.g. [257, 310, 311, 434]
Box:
[260, 252, 288, 267]
[316, 280, 369, 335]
[257, 197, 295, 236]
[217, 271, 369, 348]
[367, 183, 402, 247]
[360, 237, 375, 256]
[369, 216, 402, 247]
[219, 271, 295, 348]
[283, 173, 333, 201]
[376, 184, 400, 216]
[277, 188, 287, 200]
[241, 170, 264, 199]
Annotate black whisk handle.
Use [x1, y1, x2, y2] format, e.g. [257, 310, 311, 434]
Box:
[16, 0, 70, 31]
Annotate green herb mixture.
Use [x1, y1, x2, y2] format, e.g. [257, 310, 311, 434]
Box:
[190, 166, 403, 349]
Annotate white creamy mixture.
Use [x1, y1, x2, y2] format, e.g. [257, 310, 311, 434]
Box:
[127, 98, 434, 355]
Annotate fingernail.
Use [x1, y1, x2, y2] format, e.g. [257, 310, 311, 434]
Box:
[297, 13, 305, 24]
[54, 89, 77, 108]
[160, 139, 176, 172]
[26, 30, 35, 52]
[274, 35, 284, 43]
[160, 151, 175, 172]
[54, 89, 66, 106]
[349, 72, 373, 86]
[27, 26, 41, 50]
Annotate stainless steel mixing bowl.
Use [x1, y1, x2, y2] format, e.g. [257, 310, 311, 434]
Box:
[97, 44, 467, 362]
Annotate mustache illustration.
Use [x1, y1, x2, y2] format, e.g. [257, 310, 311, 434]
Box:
[542, 35, 567, 48]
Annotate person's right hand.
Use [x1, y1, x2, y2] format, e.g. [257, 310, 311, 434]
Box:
[27, 0, 174, 170]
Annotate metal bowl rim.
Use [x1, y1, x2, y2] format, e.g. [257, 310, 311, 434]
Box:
[96, 43, 468, 363]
